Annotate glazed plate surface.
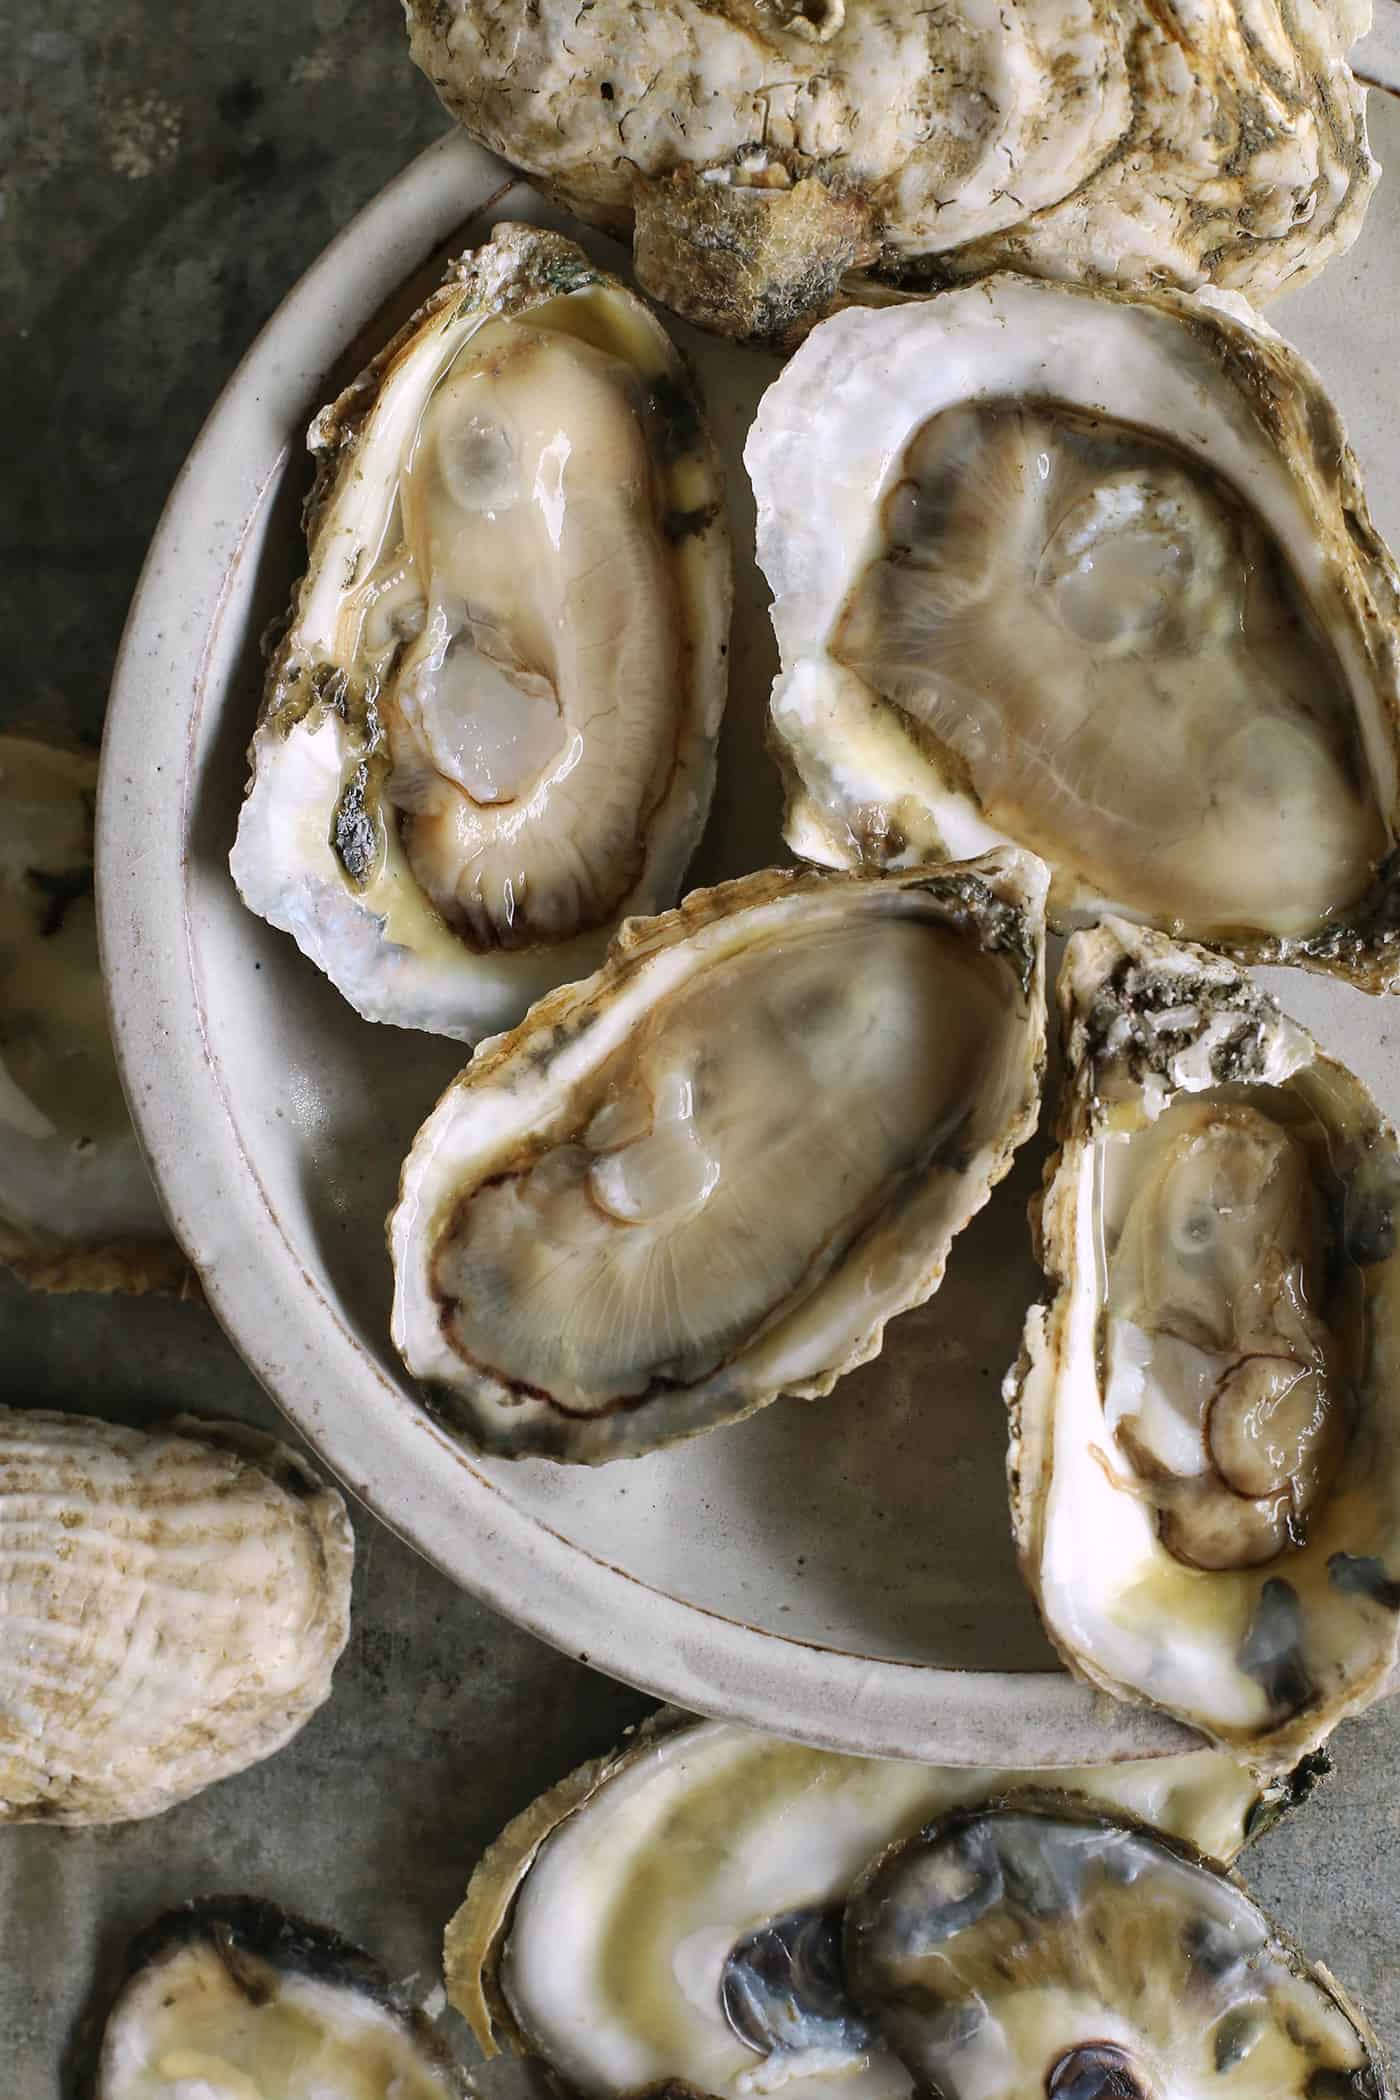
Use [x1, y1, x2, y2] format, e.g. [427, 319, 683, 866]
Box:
[99, 96, 1400, 1762]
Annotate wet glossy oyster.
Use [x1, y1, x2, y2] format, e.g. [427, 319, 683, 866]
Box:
[231, 223, 730, 1042]
[97, 1896, 464, 2099]
[749, 276, 1400, 990]
[0, 734, 185, 1294]
[847, 1799, 1388, 2100]
[405, 0, 1376, 343]
[1009, 919, 1400, 1772]
[0, 1410, 352, 1822]
[390, 852, 1047, 1462]
[445, 1714, 1289, 2100]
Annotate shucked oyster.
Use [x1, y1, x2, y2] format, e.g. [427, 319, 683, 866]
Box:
[445, 1712, 1288, 2100]
[749, 276, 1400, 990]
[404, 0, 1376, 342]
[848, 1800, 1388, 2100]
[390, 852, 1047, 1462]
[98, 1896, 464, 2099]
[231, 224, 729, 1042]
[0, 1409, 352, 1822]
[1008, 920, 1400, 1773]
[0, 734, 184, 1295]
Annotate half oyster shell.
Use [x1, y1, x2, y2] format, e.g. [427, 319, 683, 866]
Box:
[0, 1410, 352, 1822]
[847, 1798, 1389, 2100]
[97, 1896, 464, 2099]
[1009, 920, 1400, 1773]
[405, 0, 1376, 342]
[0, 734, 185, 1295]
[749, 276, 1400, 990]
[231, 224, 730, 1042]
[390, 852, 1047, 1462]
[445, 1713, 1288, 2100]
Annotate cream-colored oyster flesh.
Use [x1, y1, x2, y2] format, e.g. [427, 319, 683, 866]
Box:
[750, 275, 1400, 989]
[0, 734, 185, 1294]
[0, 1410, 353, 1823]
[389, 852, 1047, 1462]
[445, 1713, 1290, 2100]
[847, 1800, 1389, 2100]
[230, 223, 730, 1042]
[98, 1897, 464, 2100]
[404, 0, 1375, 341]
[1009, 919, 1400, 1774]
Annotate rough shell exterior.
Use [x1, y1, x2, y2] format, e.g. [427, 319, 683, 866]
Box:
[405, 0, 1377, 340]
[0, 1411, 353, 1823]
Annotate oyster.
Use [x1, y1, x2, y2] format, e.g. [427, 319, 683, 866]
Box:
[1009, 919, 1400, 1772]
[0, 734, 185, 1294]
[446, 1713, 1290, 2100]
[231, 224, 730, 1042]
[749, 276, 1400, 990]
[847, 1798, 1388, 2100]
[404, 0, 1376, 342]
[390, 851, 1047, 1462]
[0, 1409, 352, 1822]
[97, 1896, 464, 2099]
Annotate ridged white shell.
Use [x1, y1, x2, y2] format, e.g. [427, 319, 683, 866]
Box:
[0, 1410, 353, 1823]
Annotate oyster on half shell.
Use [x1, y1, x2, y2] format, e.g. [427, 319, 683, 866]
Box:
[231, 224, 730, 1042]
[405, 0, 1376, 343]
[0, 1410, 352, 1823]
[390, 852, 1047, 1462]
[1008, 919, 1400, 1773]
[749, 276, 1400, 990]
[848, 1799, 1389, 2100]
[0, 734, 185, 1295]
[445, 1713, 1293, 2100]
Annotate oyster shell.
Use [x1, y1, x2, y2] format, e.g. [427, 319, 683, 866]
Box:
[404, 0, 1376, 342]
[445, 1713, 1289, 2100]
[389, 851, 1047, 1462]
[749, 276, 1400, 990]
[97, 1896, 464, 2099]
[0, 1409, 352, 1822]
[231, 224, 730, 1042]
[1008, 919, 1400, 1773]
[846, 1798, 1389, 2100]
[0, 734, 185, 1294]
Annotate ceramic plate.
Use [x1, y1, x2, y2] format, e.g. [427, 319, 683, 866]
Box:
[99, 80, 1400, 1762]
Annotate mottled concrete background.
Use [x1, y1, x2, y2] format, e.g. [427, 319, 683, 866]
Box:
[2, 3, 1398, 2093]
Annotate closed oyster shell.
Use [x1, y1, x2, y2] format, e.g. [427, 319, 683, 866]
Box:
[405, 0, 1376, 341]
[0, 734, 186, 1295]
[445, 1712, 1289, 2100]
[231, 223, 730, 1042]
[389, 851, 1047, 1462]
[0, 1410, 353, 1823]
[97, 1896, 465, 2099]
[750, 275, 1400, 991]
[1008, 919, 1400, 1774]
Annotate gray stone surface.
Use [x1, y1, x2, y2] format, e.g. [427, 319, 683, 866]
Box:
[2, 2, 1398, 2093]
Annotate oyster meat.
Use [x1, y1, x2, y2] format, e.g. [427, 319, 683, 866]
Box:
[97, 1896, 464, 2099]
[847, 1799, 1388, 2100]
[1009, 919, 1400, 1771]
[0, 734, 185, 1294]
[405, 0, 1376, 342]
[749, 276, 1400, 989]
[390, 852, 1047, 1461]
[231, 224, 730, 1041]
[0, 1410, 352, 1822]
[445, 1712, 1285, 2100]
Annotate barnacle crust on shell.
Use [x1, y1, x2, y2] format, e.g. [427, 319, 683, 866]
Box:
[231, 223, 730, 1041]
[404, 0, 1377, 340]
[389, 851, 1047, 1462]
